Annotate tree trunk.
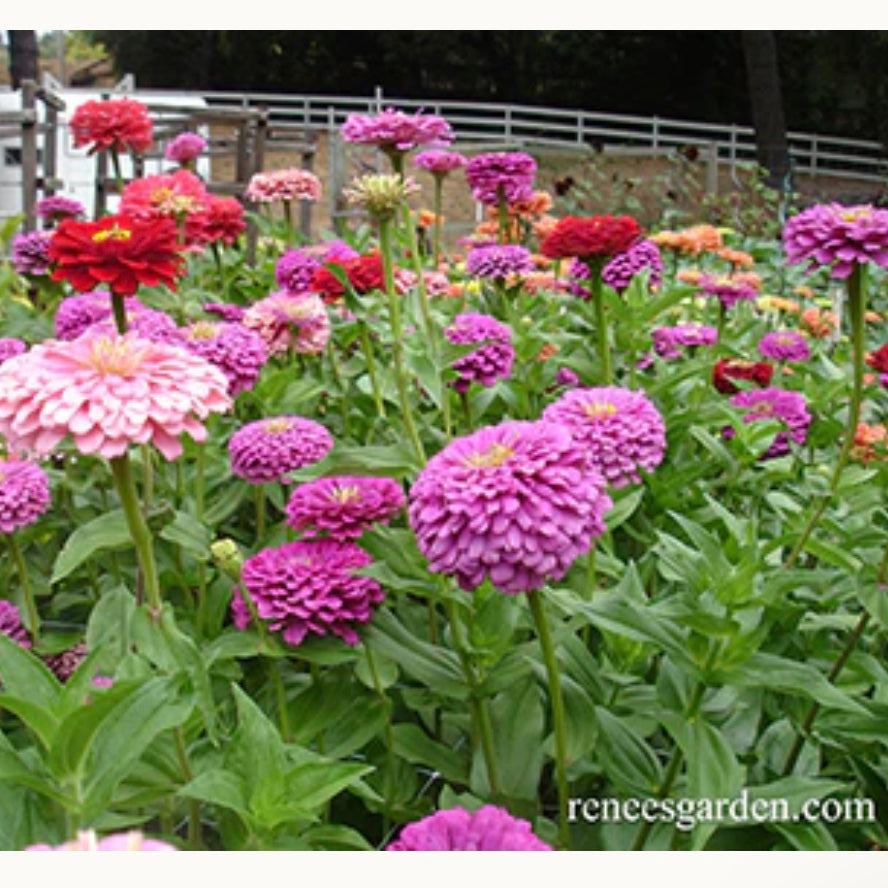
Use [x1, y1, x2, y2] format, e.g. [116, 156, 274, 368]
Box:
[8, 30, 39, 90]
[741, 31, 790, 191]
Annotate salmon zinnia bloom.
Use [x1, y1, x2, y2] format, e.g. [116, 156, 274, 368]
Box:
[0, 331, 231, 461]
[48, 215, 186, 296]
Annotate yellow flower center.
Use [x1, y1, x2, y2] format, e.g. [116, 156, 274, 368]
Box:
[84, 336, 143, 376]
[584, 401, 617, 419]
[330, 484, 361, 504]
[264, 418, 292, 434]
[188, 321, 219, 341]
[91, 224, 132, 243]
[841, 206, 871, 222]
[465, 442, 514, 468]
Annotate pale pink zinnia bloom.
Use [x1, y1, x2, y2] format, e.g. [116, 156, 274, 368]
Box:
[245, 168, 322, 203]
[26, 829, 177, 851]
[0, 331, 231, 461]
[242, 290, 331, 356]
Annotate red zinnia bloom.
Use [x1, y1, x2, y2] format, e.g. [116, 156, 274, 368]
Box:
[198, 195, 247, 246]
[311, 254, 387, 303]
[48, 215, 186, 296]
[866, 343, 888, 374]
[712, 358, 775, 395]
[541, 215, 643, 262]
[69, 98, 153, 156]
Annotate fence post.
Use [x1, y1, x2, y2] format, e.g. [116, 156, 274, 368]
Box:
[705, 142, 719, 196]
[20, 80, 38, 232]
[652, 116, 659, 151]
[810, 136, 818, 177]
[577, 113, 584, 147]
[504, 106, 512, 140]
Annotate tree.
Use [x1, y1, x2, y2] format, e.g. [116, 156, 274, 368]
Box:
[7, 30, 38, 90]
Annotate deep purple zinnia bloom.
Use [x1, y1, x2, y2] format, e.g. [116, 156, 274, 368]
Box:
[465, 244, 535, 280]
[181, 321, 269, 396]
[408, 419, 612, 594]
[12, 230, 53, 275]
[444, 313, 515, 393]
[757, 330, 812, 363]
[652, 323, 718, 359]
[542, 386, 667, 488]
[43, 642, 88, 683]
[0, 600, 31, 649]
[414, 149, 469, 176]
[238, 539, 384, 645]
[387, 805, 553, 851]
[726, 388, 811, 459]
[601, 239, 664, 292]
[0, 459, 50, 533]
[285, 475, 406, 539]
[36, 195, 86, 224]
[228, 416, 334, 484]
[465, 152, 537, 206]
[275, 248, 322, 292]
[783, 203, 888, 279]
[54, 292, 123, 340]
[341, 107, 454, 154]
[0, 338, 27, 366]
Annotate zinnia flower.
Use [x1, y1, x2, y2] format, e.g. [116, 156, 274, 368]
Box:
[0, 331, 231, 461]
[12, 230, 53, 275]
[228, 416, 334, 484]
[408, 419, 612, 594]
[465, 152, 537, 206]
[48, 215, 186, 296]
[285, 475, 406, 539]
[242, 290, 331, 356]
[444, 313, 515, 393]
[0, 458, 50, 533]
[203, 302, 246, 323]
[0, 600, 31, 649]
[238, 539, 384, 645]
[42, 641, 87, 683]
[650, 224, 723, 256]
[387, 805, 553, 851]
[851, 422, 888, 463]
[36, 195, 85, 224]
[275, 248, 322, 292]
[414, 149, 468, 175]
[164, 131, 207, 164]
[713, 358, 775, 395]
[542, 386, 667, 488]
[180, 321, 269, 396]
[26, 830, 177, 851]
[244, 168, 322, 203]
[541, 215, 642, 263]
[465, 244, 535, 280]
[119, 169, 209, 244]
[783, 203, 888, 279]
[697, 273, 759, 310]
[341, 107, 454, 155]
[344, 173, 419, 222]
[601, 239, 664, 292]
[198, 195, 247, 246]
[652, 324, 717, 359]
[69, 98, 153, 156]
[726, 388, 811, 458]
[757, 330, 811, 363]
[0, 338, 27, 365]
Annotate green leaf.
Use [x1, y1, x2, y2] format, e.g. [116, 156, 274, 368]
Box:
[391, 723, 469, 784]
[158, 511, 212, 560]
[178, 768, 248, 821]
[51, 510, 133, 583]
[594, 707, 663, 796]
[605, 487, 645, 532]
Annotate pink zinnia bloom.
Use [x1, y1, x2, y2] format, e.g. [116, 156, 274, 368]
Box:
[757, 330, 811, 363]
[164, 131, 207, 164]
[465, 244, 535, 280]
[601, 239, 664, 292]
[0, 331, 231, 461]
[119, 169, 209, 245]
[12, 230, 53, 275]
[444, 313, 515, 393]
[228, 415, 334, 484]
[697, 273, 759, 310]
[409, 419, 612, 594]
[242, 290, 331, 356]
[26, 830, 177, 851]
[726, 388, 812, 459]
[238, 539, 384, 646]
[36, 195, 85, 223]
[0, 338, 27, 365]
[387, 805, 553, 851]
[783, 203, 888, 279]
[542, 386, 667, 488]
[245, 168, 322, 203]
[180, 321, 269, 396]
[0, 458, 50, 533]
[285, 475, 406, 539]
[42, 641, 87, 683]
[0, 600, 31, 649]
[465, 152, 537, 206]
[414, 149, 468, 175]
[275, 248, 322, 292]
[341, 107, 454, 154]
[652, 323, 718, 359]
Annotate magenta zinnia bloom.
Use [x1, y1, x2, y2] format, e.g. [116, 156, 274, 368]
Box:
[0, 600, 31, 649]
[42, 641, 87, 683]
[757, 330, 811, 363]
[387, 805, 553, 851]
[652, 323, 718, 359]
[36, 195, 85, 223]
[242, 290, 331, 357]
[12, 230, 53, 275]
[465, 244, 535, 280]
[164, 131, 207, 164]
[783, 203, 888, 279]
[180, 321, 269, 396]
[203, 301, 246, 323]
[0, 459, 50, 533]
[465, 152, 537, 206]
[341, 107, 454, 154]
[409, 420, 612, 594]
[414, 149, 468, 175]
[697, 273, 759, 309]
[26, 830, 177, 851]
[726, 388, 812, 458]
[0, 331, 231, 461]
[275, 248, 322, 292]
[542, 386, 667, 488]
[238, 539, 384, 645]
[52, 293, 177, 342]
[601, 239, 664, 292]
[285, 475, 406, 540]
[0, 338, 26, 365]
[445, 313, 515, 393]
[228, 415, 334, 484]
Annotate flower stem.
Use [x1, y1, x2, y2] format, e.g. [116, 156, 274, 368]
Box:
[254, 485, 266, 542]
[432, 176, 444, 266]
[496, 187, 510, 244]
[110, 452, 162, 614]
[587, 262, 612, 384]
[7, 534, 39, 645]
[784, 265, 867, 569]
[173, 727, 202, 848]
[364, 643, 396, 830]
[527, 589, 571, 850]
[358, 321, 386, 424]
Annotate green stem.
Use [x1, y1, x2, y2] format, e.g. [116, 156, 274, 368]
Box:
[444, 598, 500, 798]
[587, 262, 612, 384]
[358, 322, 386, 423]
[110, 292, 128, 334]
[784, 265, 867, 569]
[140, 444, 154, 510]
[432, 176, 444, 266]
[379, 216, 425, 463]
[496, 186, 510, 244]
[110, 452, 162, 614]
[272, 660, 291, 741]
[254, 485, 266, 542]
[173, 728, 202, 848]
[365, 643, 395, 830]
[527, 589, 571, 850]
[194, 443, 206, 520]
[8, 534, 39, 645]
[110, 147, 124, 194]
